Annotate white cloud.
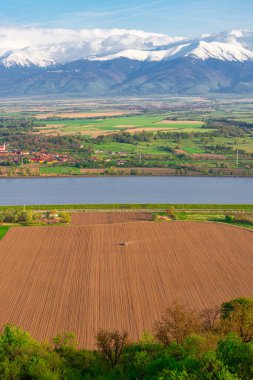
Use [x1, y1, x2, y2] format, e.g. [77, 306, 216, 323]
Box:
[0, 26, 183, 65]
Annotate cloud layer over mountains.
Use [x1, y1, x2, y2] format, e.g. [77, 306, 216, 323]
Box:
[0, 27, 253, 96]
[1, 27, 253, 68]
[0, 27, 181, 66]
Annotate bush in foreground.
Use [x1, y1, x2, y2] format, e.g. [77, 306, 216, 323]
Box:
[0, 298, 252, 379]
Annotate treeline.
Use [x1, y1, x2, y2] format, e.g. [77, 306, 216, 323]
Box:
[206, 118, 253, 129]
[95, 130, 214, 145]
[0, 209, 71, 225]
[206, 119, 253, 137]
[4, 134, 83, 152]
[0, 117, 37, 137]
[0, 298, 252, 379]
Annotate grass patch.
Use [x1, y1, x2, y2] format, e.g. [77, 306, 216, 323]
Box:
[232, 222, 253, 229]
[40, 166, 81, 175]
[0, 226, 10, 240]
[0, 204, 252, 211]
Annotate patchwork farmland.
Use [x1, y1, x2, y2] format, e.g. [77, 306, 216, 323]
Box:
[0, 217, 253, 348]
[34, 115, 204, 136]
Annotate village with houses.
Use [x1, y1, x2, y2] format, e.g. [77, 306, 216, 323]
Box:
[0, 141, 131, 177]
[0, 142, 73, 176]
[0, 143, 70, 163]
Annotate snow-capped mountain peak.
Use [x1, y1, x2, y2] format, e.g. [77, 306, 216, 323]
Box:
[87, 44, 190, 62]
[0, 28, 253, 67]
[0, 28, 253, 96]
[86, 29, 253, 64]
[0, 27, 182, 68]
[187, 41, 253, 61]
[2, 51, 55, 68]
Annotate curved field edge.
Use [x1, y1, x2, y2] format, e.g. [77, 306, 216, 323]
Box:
[0, 221, 252, 348]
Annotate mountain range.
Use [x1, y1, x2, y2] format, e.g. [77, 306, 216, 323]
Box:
[0, 28, 253, 96]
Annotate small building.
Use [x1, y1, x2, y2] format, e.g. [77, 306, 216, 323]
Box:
[30, 158, 41, 164]
[117, 160, 126, 166]
[0, 143, 6, 152]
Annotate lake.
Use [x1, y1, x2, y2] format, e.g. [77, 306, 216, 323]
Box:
[0, 177, 252, 205]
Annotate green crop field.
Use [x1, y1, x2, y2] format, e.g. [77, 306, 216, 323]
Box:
[35, 115, 205, 136]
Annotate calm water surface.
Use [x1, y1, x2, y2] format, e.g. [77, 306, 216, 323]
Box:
[0, 177, 252, 205]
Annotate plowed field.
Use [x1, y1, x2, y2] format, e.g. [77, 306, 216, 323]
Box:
[35, 111, 130, 119]
[71, 211, 152, 225]
[0, 221, 252, 348]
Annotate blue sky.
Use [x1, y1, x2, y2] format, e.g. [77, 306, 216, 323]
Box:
[0, 0, 252, 36]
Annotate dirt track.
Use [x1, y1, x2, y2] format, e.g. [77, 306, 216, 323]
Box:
[0, 221, 253, 348]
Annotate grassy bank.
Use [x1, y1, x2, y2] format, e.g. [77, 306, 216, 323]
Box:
[0, 204, 252, 211]
[0, 226, 10, 240]
[1, 205, 252, 235]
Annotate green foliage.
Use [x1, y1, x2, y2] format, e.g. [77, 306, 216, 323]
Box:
[0, 204, 252, 212]
[0, 117, 35, 137]
[158, 369, 190, 379]
[221, 298, 253, 342]
[233, 213, 253, 225]
[140, 330, 155, 345]
[40, 166, 81, 176]
[0, 208, 71, 227]
[225, 215, 233, 223]
[217, 334, 253, 380]
[0, 299, 251, 379]
[199, 351, 240, 380]
[52, 332, 78, 351]
[0, 325, 63, 379]
[58, 212, 71, 224]
[0, 209, 35, 225]
[221, 298, 253, 319]
[154, 301, 201, 345]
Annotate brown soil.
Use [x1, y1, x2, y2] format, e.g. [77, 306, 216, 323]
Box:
[175, 149, 226, 160]
[175, 149, 190, 156]
[156, 120, 204, 125]
[125, 127, 172, 134]
[35, 112, 131, 119]
[79, 167, 181, 176]
[191, 153, 226, 160]
[0, 221, 252, 348]
[71, 211, 152, 225]
[115, 125, 136, 128]
[33, 129, 61, 135]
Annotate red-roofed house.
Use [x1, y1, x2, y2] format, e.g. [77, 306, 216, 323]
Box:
[0, 143, 6, 152]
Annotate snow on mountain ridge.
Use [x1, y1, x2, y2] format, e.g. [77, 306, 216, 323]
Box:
[89, 39, 253, 63]
[2, 51, 55, 68]
[1, 28, 253, 67]
[187, 41, 253, 61]
[88, 44, 190, 62]
[0, 27, 182, 67]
